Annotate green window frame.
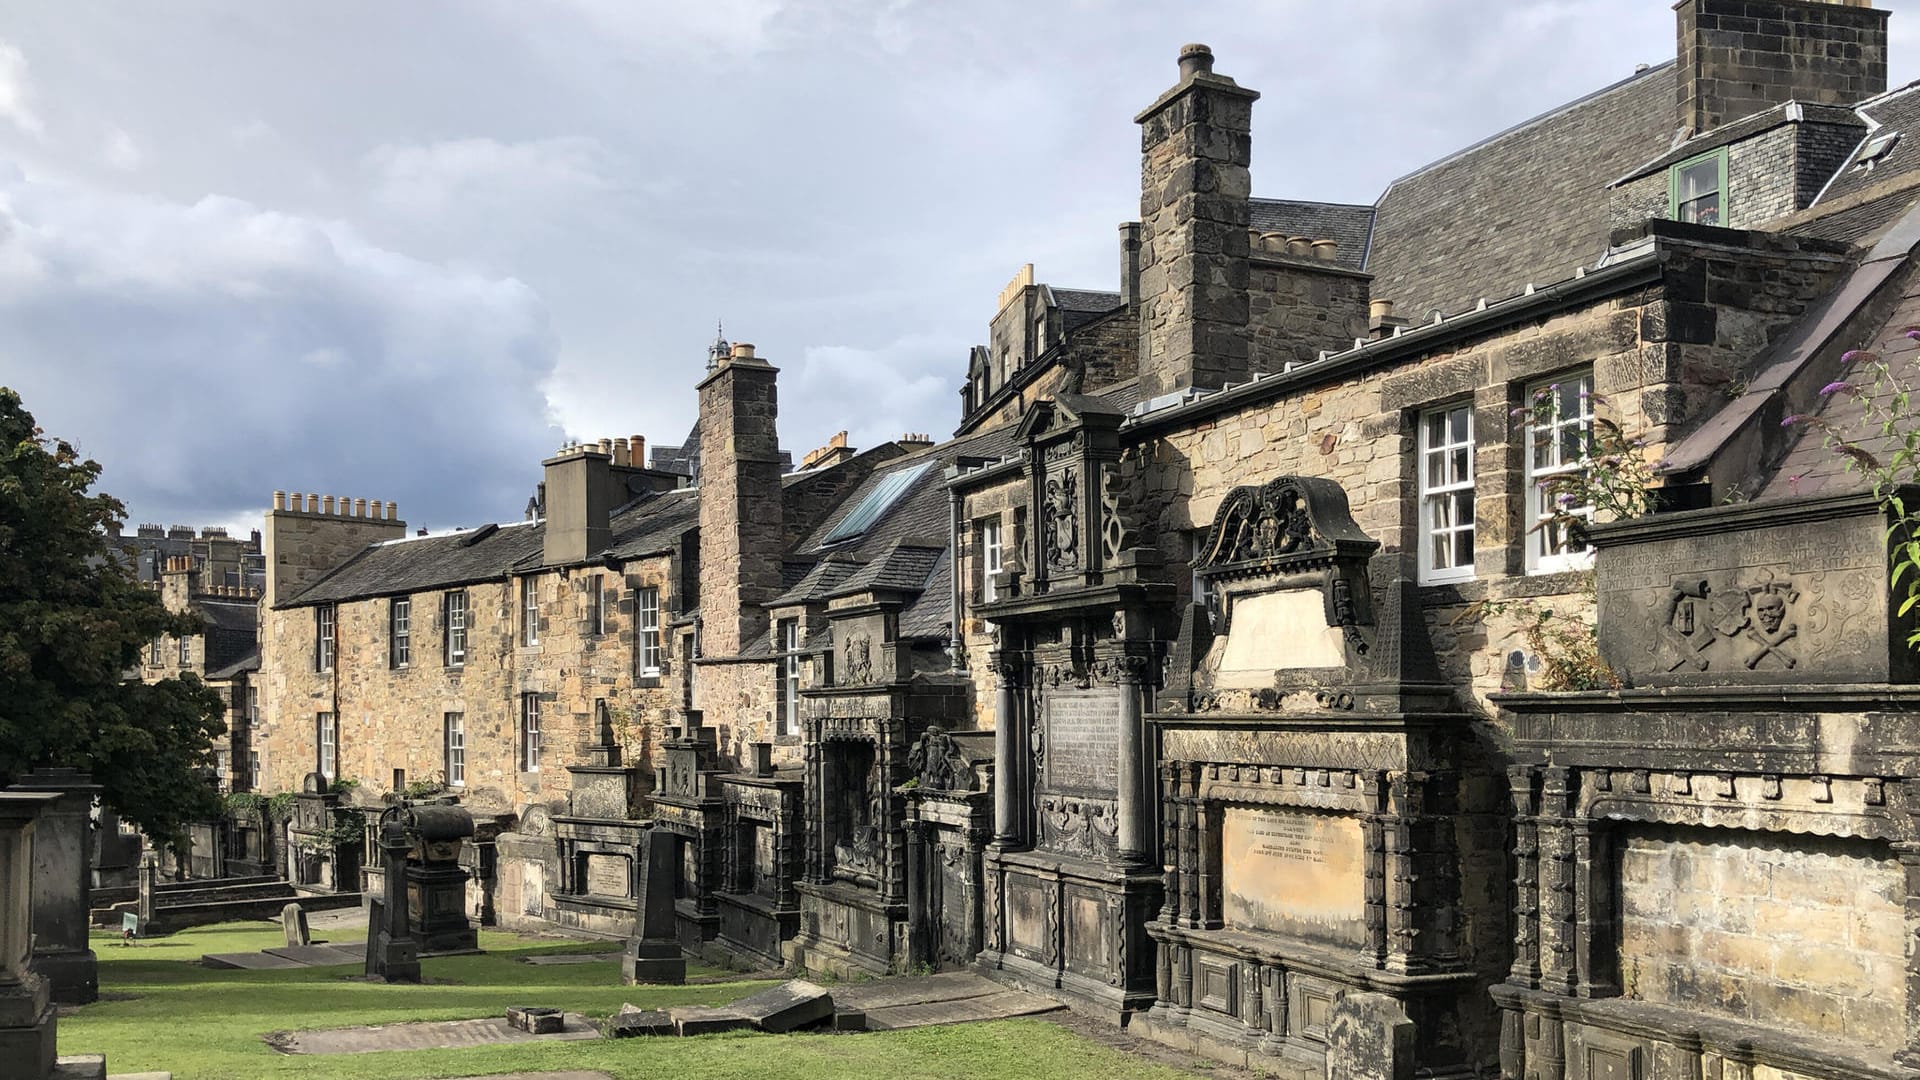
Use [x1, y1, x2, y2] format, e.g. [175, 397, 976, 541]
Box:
[1669, 147, 1728, 227]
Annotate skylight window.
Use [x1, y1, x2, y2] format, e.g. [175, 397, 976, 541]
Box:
[822, 461, 934, 545]
[1858, 131, 1901, 171]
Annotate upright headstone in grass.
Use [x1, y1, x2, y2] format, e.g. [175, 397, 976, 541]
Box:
[368, 811, 419, 984]
[621, 828, 685, 985]
[7, 769, 100, 1005]
[282, 902, 310, 948]
[135, 851, 157, 928]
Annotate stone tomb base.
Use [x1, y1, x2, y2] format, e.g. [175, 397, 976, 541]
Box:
[978, 848, 1160, 1024]
[787, 881, 906, 979]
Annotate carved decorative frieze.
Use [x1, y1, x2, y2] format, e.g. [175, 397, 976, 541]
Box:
[906, 724, 978, 792]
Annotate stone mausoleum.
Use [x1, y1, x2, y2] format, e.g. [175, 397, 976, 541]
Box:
[216, 1, 1920, 1074]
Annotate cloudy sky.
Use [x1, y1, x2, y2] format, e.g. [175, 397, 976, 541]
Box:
[0, 1, 1915, 533]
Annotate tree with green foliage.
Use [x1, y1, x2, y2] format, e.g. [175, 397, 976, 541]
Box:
[0, 386, 226, 842]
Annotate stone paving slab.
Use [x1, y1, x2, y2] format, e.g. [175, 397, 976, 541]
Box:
[274, 1013, 600, 1054]
[861, 989, 1062, 1031]
[829, 971, 1003, 1011]
[518, 951, 622, 965]
[264, 943, 364, 966]
[201, 950, 307, 970]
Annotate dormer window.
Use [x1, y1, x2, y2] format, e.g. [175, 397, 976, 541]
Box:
[1669, 147, 1726, 227]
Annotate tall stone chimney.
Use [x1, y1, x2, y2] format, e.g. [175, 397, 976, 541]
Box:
[1134, 44, 1260, 400]
[542, 444, 616, 565]
[1119, 222, 1143, 313]
[263, 491, 406, 605]
[696, 341, 784, 657]
[1676, 0, 1888, 135]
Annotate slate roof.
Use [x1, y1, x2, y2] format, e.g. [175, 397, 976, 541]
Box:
[1247, 198, 1374, 270]
[1789, 186, 1920, 246]
[1613, 103, 1864, 185]
[199, 598, 261, 675]
[1052, 288, 1122, 313]
[1814, 81, 1920, 208]
[205, 647, 260, 682]
[827, 540, 946, 598]
[1365, 62, 1678, 320]
[286, 519, 547, 607]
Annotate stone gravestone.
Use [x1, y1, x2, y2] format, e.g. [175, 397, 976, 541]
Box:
[621, 827, 685, 985]
[367, 812, 420, 983]
[0, 790, 108, 1079]
[8, 769, 101, 1004]
[1324, 991, 1414, 1080]
[282, 903, 310, 948]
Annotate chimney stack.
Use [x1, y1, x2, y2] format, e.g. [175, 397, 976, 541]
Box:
[697, 338, 784, 657]
[542, 444, 616, 566]
[1134, 43, 1259, 398]
[1119, 222, 1142, 312]
[1676, 0, 1887, 135]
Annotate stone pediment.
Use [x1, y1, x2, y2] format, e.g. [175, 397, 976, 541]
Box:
[1194, 475, 1378, 579]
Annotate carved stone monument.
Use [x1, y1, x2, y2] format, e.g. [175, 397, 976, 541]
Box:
[367, 809, 419, 983]
[7, 769, 100, 1004]
[622, 828, 687, 985]
[0, 790, 107, 1080]
[972, 393, 1171, 1020]
[648, 716, 727, 952]
[1496, 490, 1920, 1080]
[401, 803, 476, 954]
[902, 725, 994, 971]
[553, 702, 649, 938]
[1136, 475, 1500, 1076]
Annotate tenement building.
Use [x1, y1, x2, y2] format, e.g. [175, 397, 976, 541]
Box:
[237, 1, 1920, 1075]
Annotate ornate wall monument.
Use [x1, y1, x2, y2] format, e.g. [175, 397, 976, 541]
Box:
[1496, 490, 1920, 1080]
[973, 394, 1172, 1019]
[1135, 475, 1503, 1076]
[789, 557, 975, 977]
[552, 706, 649, 939]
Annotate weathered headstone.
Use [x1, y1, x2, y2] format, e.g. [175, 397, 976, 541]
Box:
[0, 791, 61, 1080]
[135, 852, 157, 929]
[621, 828, 685, 985]
[282, 903, 310, 948]
[362, 898, 385, 978]
[727, 979, 834, 1033]
[1324, 991, 1414, 1080]
[607, 1005, 674, 1038]
[6, 770, 101, 1005]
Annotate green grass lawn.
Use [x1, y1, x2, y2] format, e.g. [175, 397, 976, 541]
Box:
[62, 922, 1198, 1080]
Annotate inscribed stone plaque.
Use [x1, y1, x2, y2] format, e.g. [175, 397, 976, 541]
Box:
[752, 825, 777, 893]
[1222, 807, 1365, 947]
[586, 853, 630, 898]
[1214, 589, 1345, 686]
[1043, 688, 1121, 793]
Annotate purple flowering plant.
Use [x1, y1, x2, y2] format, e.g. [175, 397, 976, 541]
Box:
[1785, 332, 1920, 642]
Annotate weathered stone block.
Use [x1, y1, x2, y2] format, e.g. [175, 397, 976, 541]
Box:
[505, 1005, 564, 1034]
[667, 1004, 755, 1036]
[727, 979, 834, 1033]
[608, 1004, 674, 1037]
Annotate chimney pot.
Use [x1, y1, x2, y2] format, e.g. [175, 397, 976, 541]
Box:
[1312, 239, 1338, 262]
[1369, 298, 1395, 320]
[385, 501, 397, 520]
[273, 491, 286, 511]
[631, 435, 646, 466]
[321, 495, 335, 515]
[1178, 43, 1214, 80]
[731, 342, 755, 360]
[1286, 236, 1312, 257]
[598, 437, 613, 457]
[612, 437, 630, 467]
[354, 498, 368, 518]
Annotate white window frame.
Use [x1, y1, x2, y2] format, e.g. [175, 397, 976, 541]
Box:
[520, 694, 542, 772]
[178, 635, 192, 666]
[1418, 402, 1477, 585]
[588, 573, 606, 637]
[520, 577, 540, 647]
[246, 685, 257, 720]
[444, 713, 465, 788]
[980, 517, 1003, 603]
[1524, 371, 1598, 574]
[315, 605, 335, 673]
[316, 712, 337, 781]
[390, 596, 411, 669]
[778, 619, 800, 737]
[637, 587, 662, 676]
[444, 590, 467, 667]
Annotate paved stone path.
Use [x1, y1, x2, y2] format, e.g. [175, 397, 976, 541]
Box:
[273, 1013, 601, 1055]
[830, 971, 1061, 1030]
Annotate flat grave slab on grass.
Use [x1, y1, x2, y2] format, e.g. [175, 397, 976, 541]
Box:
[200, 951, 306, 970]
[861, 989, 1061, 1030]
[830, 971, 1003, 1011]
[263, 943, 364, 966]
[517, 951, 622, 965]
[272, 1013, 601, 1055]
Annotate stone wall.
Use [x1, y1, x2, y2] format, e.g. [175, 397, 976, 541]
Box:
[1247, 254, 1370, 372]
[254, 554, 680, 814]
[263, 498, 405, 605]
[1618, 824, 1905, 1046]
[697, 347, 783, 659]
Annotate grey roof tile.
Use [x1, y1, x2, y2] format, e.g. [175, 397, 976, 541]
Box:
[1815, 82, 1920, 208]
[1367, 62, 1678, 320]
[1247, 198, 1374, 269]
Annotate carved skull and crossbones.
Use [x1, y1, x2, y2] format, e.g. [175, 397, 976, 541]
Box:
[1742, 589, 1799, 669]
